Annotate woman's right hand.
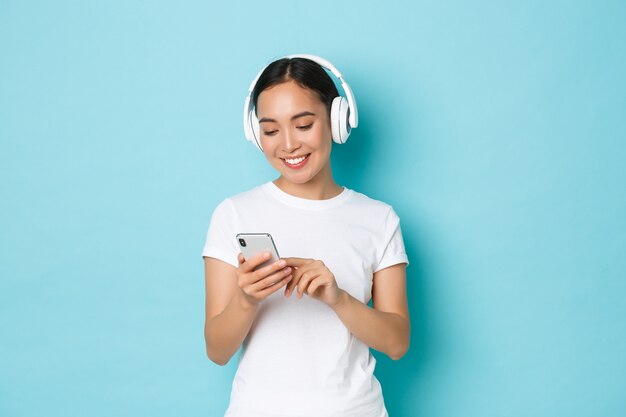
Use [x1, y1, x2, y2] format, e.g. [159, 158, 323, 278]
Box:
[236, 252, 293, 306]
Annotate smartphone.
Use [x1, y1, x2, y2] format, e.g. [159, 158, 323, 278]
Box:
[236, 233, 281, 270]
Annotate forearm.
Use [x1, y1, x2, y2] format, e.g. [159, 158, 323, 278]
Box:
[205, 291, 258, 365]
[331, 289, 410, 360]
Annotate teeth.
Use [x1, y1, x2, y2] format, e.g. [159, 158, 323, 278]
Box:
[285, 155, 307, 165]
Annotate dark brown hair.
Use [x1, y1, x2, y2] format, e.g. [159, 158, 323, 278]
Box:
[251, 57, 340, 116]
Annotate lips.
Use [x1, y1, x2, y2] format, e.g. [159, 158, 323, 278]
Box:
[281, 153, 310, 169]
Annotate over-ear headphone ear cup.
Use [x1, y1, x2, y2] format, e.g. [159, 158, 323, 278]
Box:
[330, 96, 350, 144]
[248, 110, 262, 151]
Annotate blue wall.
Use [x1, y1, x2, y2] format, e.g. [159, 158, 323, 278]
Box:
[1, 1, 625, 416]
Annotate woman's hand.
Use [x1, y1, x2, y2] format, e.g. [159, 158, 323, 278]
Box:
[236, 252, 293, 306]
[282, 258, 343, 306]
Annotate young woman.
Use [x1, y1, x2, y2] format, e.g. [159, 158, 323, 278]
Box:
[202, 55, 410, 417]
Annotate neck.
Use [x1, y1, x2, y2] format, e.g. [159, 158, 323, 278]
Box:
[273, 165, 343, 200]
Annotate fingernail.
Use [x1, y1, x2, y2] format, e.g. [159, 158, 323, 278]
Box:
[284, 267, 291, 273]
[278, 260, 286, 267]
[264, 252, 271, 259]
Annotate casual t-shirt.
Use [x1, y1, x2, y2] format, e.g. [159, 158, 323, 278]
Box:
[202, 181, 409, 417]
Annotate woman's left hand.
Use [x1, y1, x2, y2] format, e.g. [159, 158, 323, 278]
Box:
[282, 257, 343, 306]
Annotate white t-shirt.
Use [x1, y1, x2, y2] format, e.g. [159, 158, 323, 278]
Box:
[202, 181, 409, 417]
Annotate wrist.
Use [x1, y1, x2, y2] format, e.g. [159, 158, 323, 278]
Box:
[330, 289, 350, 311]
[235, 288, 258, 312]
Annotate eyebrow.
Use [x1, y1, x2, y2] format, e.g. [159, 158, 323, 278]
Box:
[258, 111, 316, 124]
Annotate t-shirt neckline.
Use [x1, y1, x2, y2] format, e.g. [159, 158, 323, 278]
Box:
[262, 181, 353, 210]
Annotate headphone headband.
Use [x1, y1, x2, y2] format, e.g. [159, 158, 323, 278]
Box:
[243, 54, 358, 150]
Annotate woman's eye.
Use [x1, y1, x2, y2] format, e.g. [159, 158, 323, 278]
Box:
[263, 130, 278, 136]
[296, 123, 313, 131]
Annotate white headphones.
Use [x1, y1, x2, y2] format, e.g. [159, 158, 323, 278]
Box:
[243, 54, 359, 151]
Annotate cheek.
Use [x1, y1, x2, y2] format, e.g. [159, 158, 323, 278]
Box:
[310, 123, 332, 149]
[260, 137, 276, 154]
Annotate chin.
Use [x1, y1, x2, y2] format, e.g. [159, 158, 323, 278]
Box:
[280, 171, 315, 184]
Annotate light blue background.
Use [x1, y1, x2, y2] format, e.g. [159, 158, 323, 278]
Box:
[1, 1, 625, 416]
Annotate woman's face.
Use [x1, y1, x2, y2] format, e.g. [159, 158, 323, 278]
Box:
[256, 80, 333, 186]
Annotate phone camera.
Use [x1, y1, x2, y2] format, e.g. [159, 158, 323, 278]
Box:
[238, 238, 246, 247]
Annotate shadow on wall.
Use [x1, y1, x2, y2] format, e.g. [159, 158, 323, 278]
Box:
[331, 61, 437, 417]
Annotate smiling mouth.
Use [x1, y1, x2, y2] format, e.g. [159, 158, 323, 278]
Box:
[281, 153, 311, 168]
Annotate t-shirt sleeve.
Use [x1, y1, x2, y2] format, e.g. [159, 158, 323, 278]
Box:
[201, 199, 240, 268]
[374, 207, 409, 273]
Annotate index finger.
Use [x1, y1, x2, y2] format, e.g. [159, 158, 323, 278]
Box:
[282, 257, 310, 268]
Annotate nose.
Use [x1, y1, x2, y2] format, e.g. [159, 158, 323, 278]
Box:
[281, 129, 301, 154]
